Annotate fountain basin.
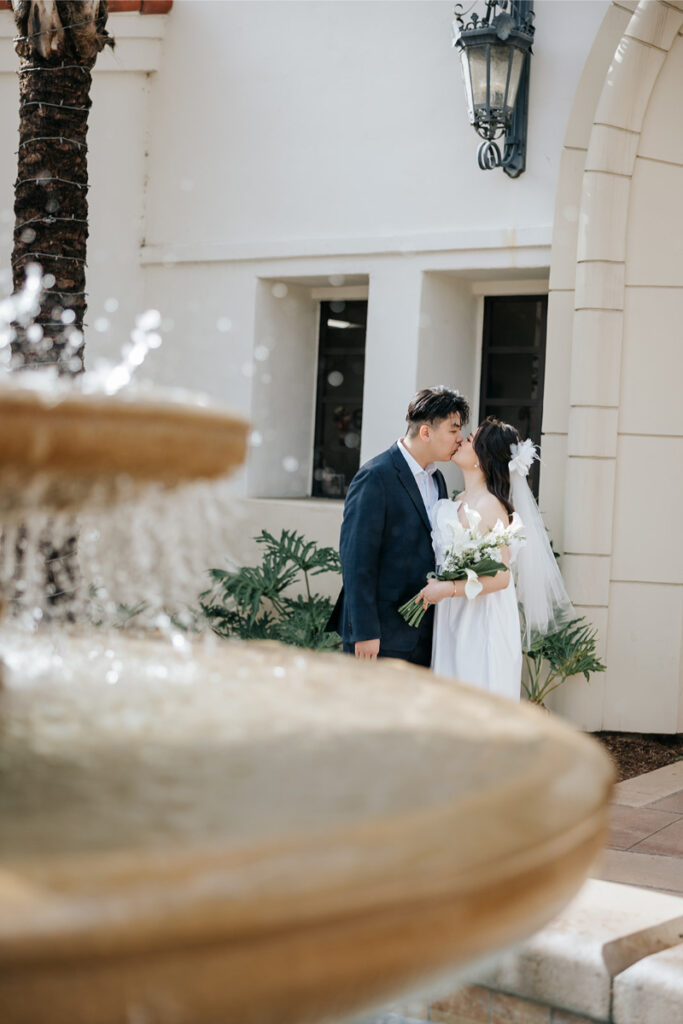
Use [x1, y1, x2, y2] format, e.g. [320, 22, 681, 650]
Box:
[0, 384, 248, 513]
[0, 629, 614, 1024]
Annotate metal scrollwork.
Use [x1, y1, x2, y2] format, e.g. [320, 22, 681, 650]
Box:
[477, 139, 502, 170]
[454, 0, 507, 32]
[454, 0, 534, 36]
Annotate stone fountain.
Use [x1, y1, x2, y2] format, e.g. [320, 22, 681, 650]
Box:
[0, 379, 614, 1024]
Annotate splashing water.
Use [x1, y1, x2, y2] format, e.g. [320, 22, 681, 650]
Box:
[0, 266, 183, 401]
[0, 262, 42, 365]
[0, 266, 246, 634]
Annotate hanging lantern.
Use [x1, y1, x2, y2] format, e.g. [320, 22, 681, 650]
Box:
[453, 1, 535, 177]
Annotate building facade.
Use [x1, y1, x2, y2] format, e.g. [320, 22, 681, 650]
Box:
[0, 0, 681, 732]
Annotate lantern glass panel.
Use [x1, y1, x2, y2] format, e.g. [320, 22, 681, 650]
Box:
[462, 44, 490, 115]
[459, 48, 476, 124]
[504, 46, 526, 115]
[488, 44, 514, 112]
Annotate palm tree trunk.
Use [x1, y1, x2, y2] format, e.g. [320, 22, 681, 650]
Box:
[8, 2, 113, 620]
[11, 0, 112, 371]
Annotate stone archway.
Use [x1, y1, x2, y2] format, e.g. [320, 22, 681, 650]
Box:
[544, 0, 683, 732]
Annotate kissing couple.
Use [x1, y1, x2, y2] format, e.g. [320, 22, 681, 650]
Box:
[327, 386, 574, 700]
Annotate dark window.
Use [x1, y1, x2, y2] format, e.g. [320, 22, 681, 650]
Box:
[479, 295, 548, 497]
[312, 300, 367, 498]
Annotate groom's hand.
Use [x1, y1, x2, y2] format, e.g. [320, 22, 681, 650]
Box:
[355, 639, 380, 660]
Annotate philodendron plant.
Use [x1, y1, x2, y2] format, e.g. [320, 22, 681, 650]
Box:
[200, 529, 342, 651]
[522, 617, 606, 706]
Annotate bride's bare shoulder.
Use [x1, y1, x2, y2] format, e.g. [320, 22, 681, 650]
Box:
[478, 492, 509, 529]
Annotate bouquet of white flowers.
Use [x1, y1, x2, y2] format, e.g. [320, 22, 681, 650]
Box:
[398, 503, 525, 629]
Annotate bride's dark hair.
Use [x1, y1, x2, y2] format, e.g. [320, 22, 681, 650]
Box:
[473, 416, 521, 520]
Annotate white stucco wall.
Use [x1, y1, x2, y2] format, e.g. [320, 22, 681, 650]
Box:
[0, 1, 609, 449]
[142, 0, 608, 250]
[136, 0, 609, 489]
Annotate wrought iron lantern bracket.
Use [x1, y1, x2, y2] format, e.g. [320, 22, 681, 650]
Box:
[453, 0, 535, 178]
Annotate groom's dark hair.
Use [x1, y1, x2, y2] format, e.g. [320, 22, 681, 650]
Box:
[405, 386, 470, 437]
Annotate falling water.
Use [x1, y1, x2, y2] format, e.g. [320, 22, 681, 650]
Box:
[0, 265, 246, 633]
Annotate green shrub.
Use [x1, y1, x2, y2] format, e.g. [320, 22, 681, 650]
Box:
[522, 617, 606, 705]
[200, 529, 342, 651]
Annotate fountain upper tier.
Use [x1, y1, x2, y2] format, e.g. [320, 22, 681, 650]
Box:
[0, 381, 248, 514]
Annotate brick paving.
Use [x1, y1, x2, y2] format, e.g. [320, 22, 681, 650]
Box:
[593, 761, 683, 896]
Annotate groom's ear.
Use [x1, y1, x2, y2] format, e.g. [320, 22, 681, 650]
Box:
[418, 423, 431, 442]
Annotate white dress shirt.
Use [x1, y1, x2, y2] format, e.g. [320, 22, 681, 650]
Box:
[397, 439, 439, 527]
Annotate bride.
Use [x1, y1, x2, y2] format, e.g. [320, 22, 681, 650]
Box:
[418, 417, 573, 700]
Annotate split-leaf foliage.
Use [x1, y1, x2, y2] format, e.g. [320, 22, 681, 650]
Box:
[200, 530, 342, 650]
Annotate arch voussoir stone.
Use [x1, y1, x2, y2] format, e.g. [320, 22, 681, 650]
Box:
[559, 0, 683, 729]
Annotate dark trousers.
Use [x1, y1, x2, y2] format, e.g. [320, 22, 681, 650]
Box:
[343, 629, 432, 668]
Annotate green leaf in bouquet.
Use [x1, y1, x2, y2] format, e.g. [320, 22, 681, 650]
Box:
[471, 555, 509, 576]
[439, 556, 507, 581]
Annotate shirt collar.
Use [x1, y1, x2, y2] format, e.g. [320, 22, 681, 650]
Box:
[397, 439, 437, 477]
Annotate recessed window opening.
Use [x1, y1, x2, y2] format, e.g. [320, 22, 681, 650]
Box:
[479, 295, 548, 498]
[312, 300, 367, 499]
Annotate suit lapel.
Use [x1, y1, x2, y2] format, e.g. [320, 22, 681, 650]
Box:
[434, 469, 447, 500]
[390, 443, 433, 535]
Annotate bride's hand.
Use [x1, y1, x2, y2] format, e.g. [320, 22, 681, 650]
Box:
[420, 580, 455, 608]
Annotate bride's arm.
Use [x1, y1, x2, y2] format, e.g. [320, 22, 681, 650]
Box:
[420, 545, 511, 604]
[421, 495, 514, 605]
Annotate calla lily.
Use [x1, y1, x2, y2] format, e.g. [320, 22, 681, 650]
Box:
[464, 569, 483, 600]
[464, 504, 481, 533]
[509, 511, 524, 533]
[490, 518, 505, 538]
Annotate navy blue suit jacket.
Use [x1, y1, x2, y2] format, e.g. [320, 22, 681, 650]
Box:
[328, 443, 447, 653]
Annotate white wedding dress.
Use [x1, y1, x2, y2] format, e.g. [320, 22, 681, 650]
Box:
[431, 499, 522, 700]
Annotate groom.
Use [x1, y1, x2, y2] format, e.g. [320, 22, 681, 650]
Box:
[327, 386, 470, 666]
